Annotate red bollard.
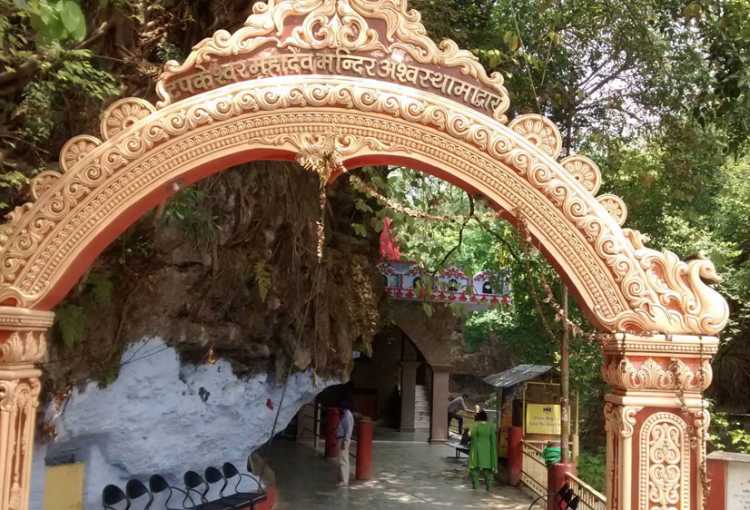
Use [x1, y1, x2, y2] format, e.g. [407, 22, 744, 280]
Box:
[548, 463, 576, 510]
[325, 407, 341, 459]
[356, 417, 374, 480]
[507, 426, 523, 486]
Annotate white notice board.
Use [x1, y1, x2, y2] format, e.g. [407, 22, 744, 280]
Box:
[728, 460, 750, 510]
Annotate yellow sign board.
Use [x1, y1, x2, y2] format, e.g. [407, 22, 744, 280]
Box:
[43, 463, 85, 510]
[526, 403, 561, 435]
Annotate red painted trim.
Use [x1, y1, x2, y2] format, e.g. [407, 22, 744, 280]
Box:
[707, 458, 726, 510]
[356, 419, 374, 480]
[548, 463, 576, 510]
[325, 408, 341, 459]
[508, 426, 523, 486]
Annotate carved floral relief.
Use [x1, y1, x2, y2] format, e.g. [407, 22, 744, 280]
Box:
[639, 413, 690, 510]
[602, 357, 713, 391]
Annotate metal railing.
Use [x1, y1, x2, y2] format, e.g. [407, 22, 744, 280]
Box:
[520, 441, 548, 498]
[519, 440, 607, 509]
[297, 401, 322, 450]
[565, 472, 606, 510]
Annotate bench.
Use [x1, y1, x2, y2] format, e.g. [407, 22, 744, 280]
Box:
[103, 461, 267, 509]
[448, 441, 470, 458]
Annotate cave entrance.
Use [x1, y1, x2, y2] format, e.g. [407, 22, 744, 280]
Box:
[0, 0, 729, 508]
[314, 328, 433, 442]
[349, 328, 431, 441]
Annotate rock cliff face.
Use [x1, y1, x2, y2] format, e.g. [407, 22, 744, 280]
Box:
[43, 162, 382, 398]
[32, 338, 335, 509]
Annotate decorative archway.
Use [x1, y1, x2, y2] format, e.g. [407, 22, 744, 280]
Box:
[0, 1, 728, 508]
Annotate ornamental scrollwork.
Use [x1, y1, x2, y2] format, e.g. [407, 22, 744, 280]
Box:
[0, 377, 41, 412]
[604, 403, 641, 439]
[639, 413, 690, 510]
[691, 408, 711, 449]
[256, 132, 411, 182]
[100, 98, 157, 140]
[603, 357, 712, 391]
[29, 171, 62, 202]
[0, 0, 730, 339]
[60, 135, 102, 173]
[0, 307, 53, 366]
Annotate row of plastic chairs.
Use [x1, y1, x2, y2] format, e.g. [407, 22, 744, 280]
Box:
[103, 462, 267, 509]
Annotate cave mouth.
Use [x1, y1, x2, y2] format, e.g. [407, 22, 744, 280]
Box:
[320, 328, 432, 441]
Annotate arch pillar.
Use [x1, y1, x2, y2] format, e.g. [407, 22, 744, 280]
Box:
[430, 365, 451, 444]
[601, 333, 715, 510]
[0, 307, 54, 510]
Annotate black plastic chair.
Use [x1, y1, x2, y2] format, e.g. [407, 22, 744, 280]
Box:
[205, 467, 253, 509]
[125, 479, 153, 510]
[221, 463, 267, 510]
[184, 470, 227, 510]
[102, 484, 130, 510]
[148, 474, 195, 510]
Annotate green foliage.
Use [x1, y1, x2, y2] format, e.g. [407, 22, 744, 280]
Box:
[254, 261, 272, 303]
[577, 449, 606, 493]
[55, 303, 86, 348]
[163, 188, 219, 246]
[18, 50, 120, 144]
[0, 171, 30, 210]
[709, 410, 750, 454]
[84, 271, 113, 306]
[463, 308, 513, 352]
[99, 364, 120, 388]
[21, 0, 87, 45]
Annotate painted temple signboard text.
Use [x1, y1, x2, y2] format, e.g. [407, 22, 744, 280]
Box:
[525, 404, 561, 436]
[161, 52, 506, 118]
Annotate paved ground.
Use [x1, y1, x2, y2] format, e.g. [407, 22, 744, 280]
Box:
[267, 437, 532, 509]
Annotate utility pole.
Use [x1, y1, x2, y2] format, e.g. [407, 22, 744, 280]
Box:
[560, 285, 570, 464]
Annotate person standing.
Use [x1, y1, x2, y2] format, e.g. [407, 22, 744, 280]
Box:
[337, 400, 355, 488]
[448, 394, 469, 434]
[468, 409, 497, 491]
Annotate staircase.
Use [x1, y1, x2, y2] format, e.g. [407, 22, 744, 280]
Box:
[415, 385, 431, 430]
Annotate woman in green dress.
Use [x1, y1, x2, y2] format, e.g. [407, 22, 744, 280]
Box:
[468, 409, 497, 490]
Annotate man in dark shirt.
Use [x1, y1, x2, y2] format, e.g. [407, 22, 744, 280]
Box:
[448, 395, 469, 434]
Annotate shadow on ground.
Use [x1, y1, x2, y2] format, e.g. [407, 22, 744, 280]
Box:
[267, 439, 532, 509]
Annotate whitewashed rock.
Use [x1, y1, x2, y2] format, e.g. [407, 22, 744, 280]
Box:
[31, 337, 336, 509]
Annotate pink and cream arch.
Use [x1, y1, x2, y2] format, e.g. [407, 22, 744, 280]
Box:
[0, 1, 728, 508]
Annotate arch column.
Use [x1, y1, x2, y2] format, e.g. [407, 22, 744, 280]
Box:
[601, 333, 716, 510]
[0, 307, 54, 510]
[430, 365, 451, 444]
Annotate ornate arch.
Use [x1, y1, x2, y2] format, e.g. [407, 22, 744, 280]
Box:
[0, 18, 729, 334]
[0, 1, 730, 509]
